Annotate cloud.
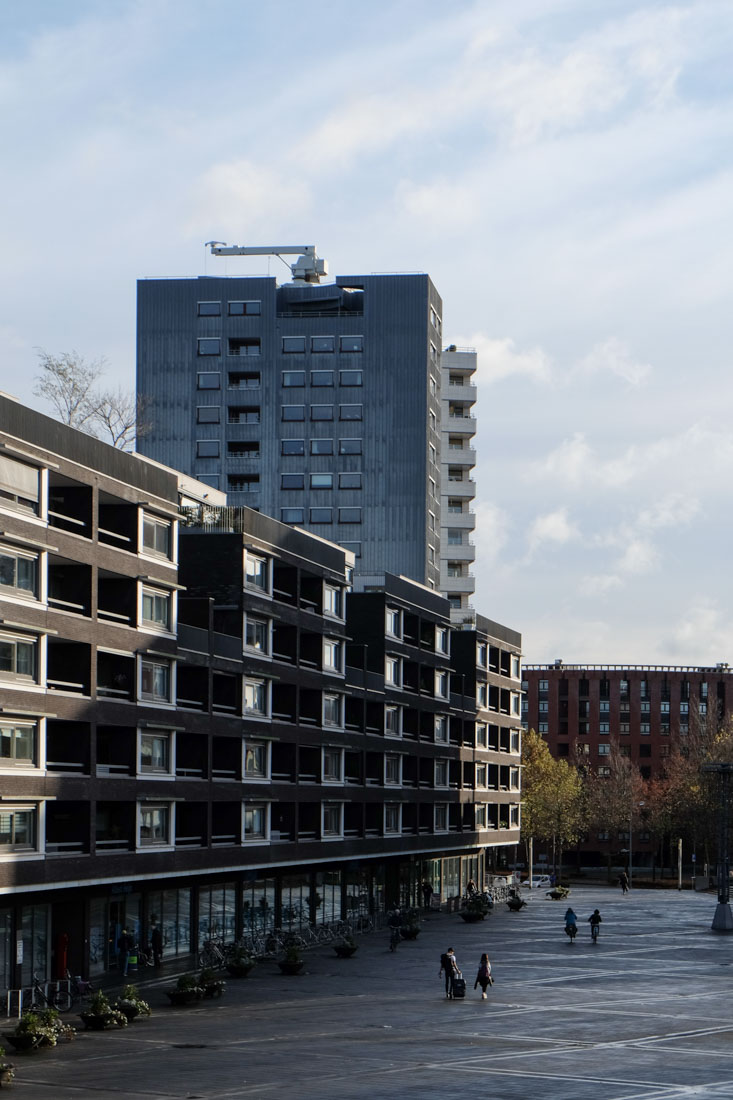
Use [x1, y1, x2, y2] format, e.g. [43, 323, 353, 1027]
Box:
[526, 507, 579, 559]
[186, 159, 313, 239]
[469, 335, 553, 385]
[472, 501, 510, 569]
[576, 337, 652, 386]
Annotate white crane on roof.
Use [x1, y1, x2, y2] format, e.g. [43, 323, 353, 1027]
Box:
[205, 242, 328, 284]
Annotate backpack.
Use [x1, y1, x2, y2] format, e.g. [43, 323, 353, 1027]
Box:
[440, 953, 452, 972]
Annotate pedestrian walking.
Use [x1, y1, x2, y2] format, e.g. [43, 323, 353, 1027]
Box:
[422, 881, 434, 911]
[439, 947, 459, 998]
[618, 871, 629, 894]
[474, 952, 493, 999]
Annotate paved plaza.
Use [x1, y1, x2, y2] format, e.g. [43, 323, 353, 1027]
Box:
[8, 885, 733, 1099]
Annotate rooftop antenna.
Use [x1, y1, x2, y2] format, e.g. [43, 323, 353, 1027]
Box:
[204, 242, 328, 284]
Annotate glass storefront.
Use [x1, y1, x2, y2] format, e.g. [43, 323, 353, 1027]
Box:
[20, 904, 48, 986]
[281, 873, 310, 930]
[241, 877, 276, 935]
[147, 888, 191, 958]
[314, 871, 341, 924]
[198, 883, 236, 943]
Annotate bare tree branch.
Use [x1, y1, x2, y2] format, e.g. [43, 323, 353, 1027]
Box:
[33, 349, 105, 430]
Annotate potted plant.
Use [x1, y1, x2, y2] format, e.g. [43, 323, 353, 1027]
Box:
[4, 1008, 74, 1052]
[460, 895, 491, 922]
[165, 973, 203, 1006]
[199, 967, 226, 999]
[225, 947, 255, 979]
[113, 984, 152, 1022]
[277, 945, 304, 975]
[333, 935, 358, 958]
[79, 990, 127, 1031]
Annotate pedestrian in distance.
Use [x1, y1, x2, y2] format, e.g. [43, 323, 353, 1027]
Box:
[439, 947, 459, 998]
[618, 871, 629, 894]
[150, 922, 163, 968]
[474, 952, 493, 999]
[117, 928, 133, 977]
[422, 881, 434, 911]
[466, 878, 478, 897]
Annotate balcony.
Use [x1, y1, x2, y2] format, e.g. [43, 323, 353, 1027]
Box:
[445, 415, 477, 435]
[443, 446, 476, 466]
[46, 801, 89, 856]
[98, 494, 138, 552]
[441, 575, 476, 595]
[98, 571, 136, 626]
[47, 557, 91, 617]
[444, 478, 475, 498]
[47, 720, 90, 774]
[97, 652, 135, 702]
[47, 639, 91, 695]
[47, 475, 92, 538]
[444, 381, 477, 402]
[444, 541, 475, 562]
[442, 511, 476, 530]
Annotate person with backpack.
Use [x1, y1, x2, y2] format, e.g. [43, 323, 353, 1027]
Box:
[474, 952, 493, 999]
[439, 947, 459, 998]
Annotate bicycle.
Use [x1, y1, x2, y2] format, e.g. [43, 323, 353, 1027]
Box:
[590, 921, 600, 943]
[565, 922, 577, 943]
[31, 973, 72, 1013]
[198, 940, 226, 969]
[64, 969, 94, 1006]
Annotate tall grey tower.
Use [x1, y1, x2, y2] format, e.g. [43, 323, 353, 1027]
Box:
[137, 258, 443, 589]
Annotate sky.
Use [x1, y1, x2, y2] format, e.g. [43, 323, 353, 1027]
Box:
[1, 0, 733, 666]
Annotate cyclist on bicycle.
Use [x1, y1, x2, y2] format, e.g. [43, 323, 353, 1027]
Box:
[564, 907, 578, 940]
[388, 907, 402, 951]
[588, 909, 602, 940]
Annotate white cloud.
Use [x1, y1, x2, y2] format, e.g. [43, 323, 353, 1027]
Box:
[473, 501, 510, 569]
[576, 337, 652, 386]
[526, 508, 579, 559]
[470, 335, 553, 385]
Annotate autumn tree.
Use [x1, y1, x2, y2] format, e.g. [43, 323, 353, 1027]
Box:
[585, 740, 645, 879]
[521, 728, 586, 877]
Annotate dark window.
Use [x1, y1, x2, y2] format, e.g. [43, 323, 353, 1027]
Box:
[310, 473, 333, 489]
[311, 336, 335, 352]
[198, 338, 221, 356]
[229, 371, 260, 388]
[339, 438, 362, 455]
[282, 406, 305, 421]
[228, 300, 261, 316]
[281, 474, 305, 490]
[281, 439, 305, 455]
[196, 440, 220, 458]
[311, 371, 334, 387]
[311, 405, 333, 421]
[338, 507, 361, 524]
[283, 336, 306, 353]
[340, 541, 361, 558]
[197, 301, 220, 316]
[196, 406, 220, 423]
[228, 475, 259, 492]
[228, 406, 260, 424]
[228, 441, 259, 457]
[309, 508, 332, 523]
[228, 337, 261, 357]
[339, 472, 362, 489]
[579, 679, 589, 696]
[281, 508, 304, 523]
[557, 743, 569, 756]
[339, 370, 362, 386]
[339, 405, 362, 421]
[340, 336, 363, 352]
[282, 371, 305, 387]
[310, 439, 333, 455]
[639, 744, 652, 758]
[197, 373, 220, 390]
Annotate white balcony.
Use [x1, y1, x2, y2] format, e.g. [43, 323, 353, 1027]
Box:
[443, 446, 476, 466]
[444, 382, 477, 402]
[443, 542, 475, 563]
[445, 479, 475, 498]
[440, 574, 476, 594]
[441, 511, 476, 530]
[445, 415, 477, 435]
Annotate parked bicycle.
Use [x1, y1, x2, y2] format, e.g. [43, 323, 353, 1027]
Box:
[32, 973, 72, 1013]
[64, 970, 95, 1006]
[197, 939, 227, 969]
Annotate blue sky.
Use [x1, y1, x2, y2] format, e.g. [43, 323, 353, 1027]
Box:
[2, 0, 733, 665]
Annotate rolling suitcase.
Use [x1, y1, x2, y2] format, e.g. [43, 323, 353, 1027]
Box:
[452, 976, 466, 999]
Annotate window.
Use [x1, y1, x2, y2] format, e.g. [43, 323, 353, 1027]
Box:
[229, 371, 260, 388]
[0, 722, 35, 766]
[0, 632, 37, 681]
[475, 763, 487, 788]
[475, 804, 487, 829]
[434, 759, 449, 787]
[322, 748, 343, 782]
[339, 405, 362, 421]
[539, 702, 549, 713]
[339, 370, 362, 386]
[245, 742, 268, 779]
[245, 553, 269, 592]
[640, 722, 650, 734]
[386, 608, 401, 636]
[323, 639, 343, 673]
[338, 472, 361, 489]
[196, 406, 220, 424]
[282, 406, 305, 421]
[341, 540, 361, 556]
[244, 803, 268, 841]
[322, 803, 343, 837]
[447, 530, 463, 546]
[598, 743, 610, 756]
[476, 722, 488, 748]
[324, 585, 343, 618]
[197, 301, 220, 316]
[312, 336, 335, 352]
[429, 446, 437, 467]
[448, 498, 463, 514]
[339, 439, 362, 455]
[0, 806, 36, 850]
[228, 474, 259, 493]
[281, 439, 305, 456]
[429, 411, 437, 431]
[310, 439, 333, 455]
[323, 693, 343, 728]
[599, 722, 610, 734]
[282, 371, 305, 387]
[139, 804, 170, 847]
[385, 755, 402, 785]
[196, 440, 220, 458]
[282, 337, 306, 353]
[436, 627, 449, 654]
[140, 658, 172, 703]
[228, 300, 261, 316]
[309, 507, 332, 523]
[198, 338, 220, 356]
[311, 371, 334, 387]
[384, 804, 401, 834]
[228, 405, 260, 424]
[340, 336, 363, 352]
[141, 587, 171, 630]
[600, 700, 610, 713]
[434, 804, 448, 832]
[0, 547, 37, 599]
[311, 405, 333, 421]
[139, 732, 171, 774]
[244, 678, 269, 717]
[281, 473, 305, 490]
[385, 656, 401, 686]
[680, 702, 689, 715]
[385, 705, 402, 737]
[245, 616, 270, 654]
[310, 473, 333, 490]
[142, 514, 172, 559]
[538, 722, 548, 733]
[434, 671, 448, 699]
[477, 644, 488, 667]
[197, 372, 220, 391]
[280, 508, 304, 524]
[447, 562, 464, 578]
[511, 656, 520, 679]
[338, 507, 361, 524]
[598, 767, 611, 777]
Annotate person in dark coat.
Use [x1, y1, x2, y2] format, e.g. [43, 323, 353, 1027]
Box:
[421, 881, 434, 910]
[618, 871, 629, 894]
[439, 947, 459, 998]
[150, 923, 163, 967]
[117, 928, 133, 977]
